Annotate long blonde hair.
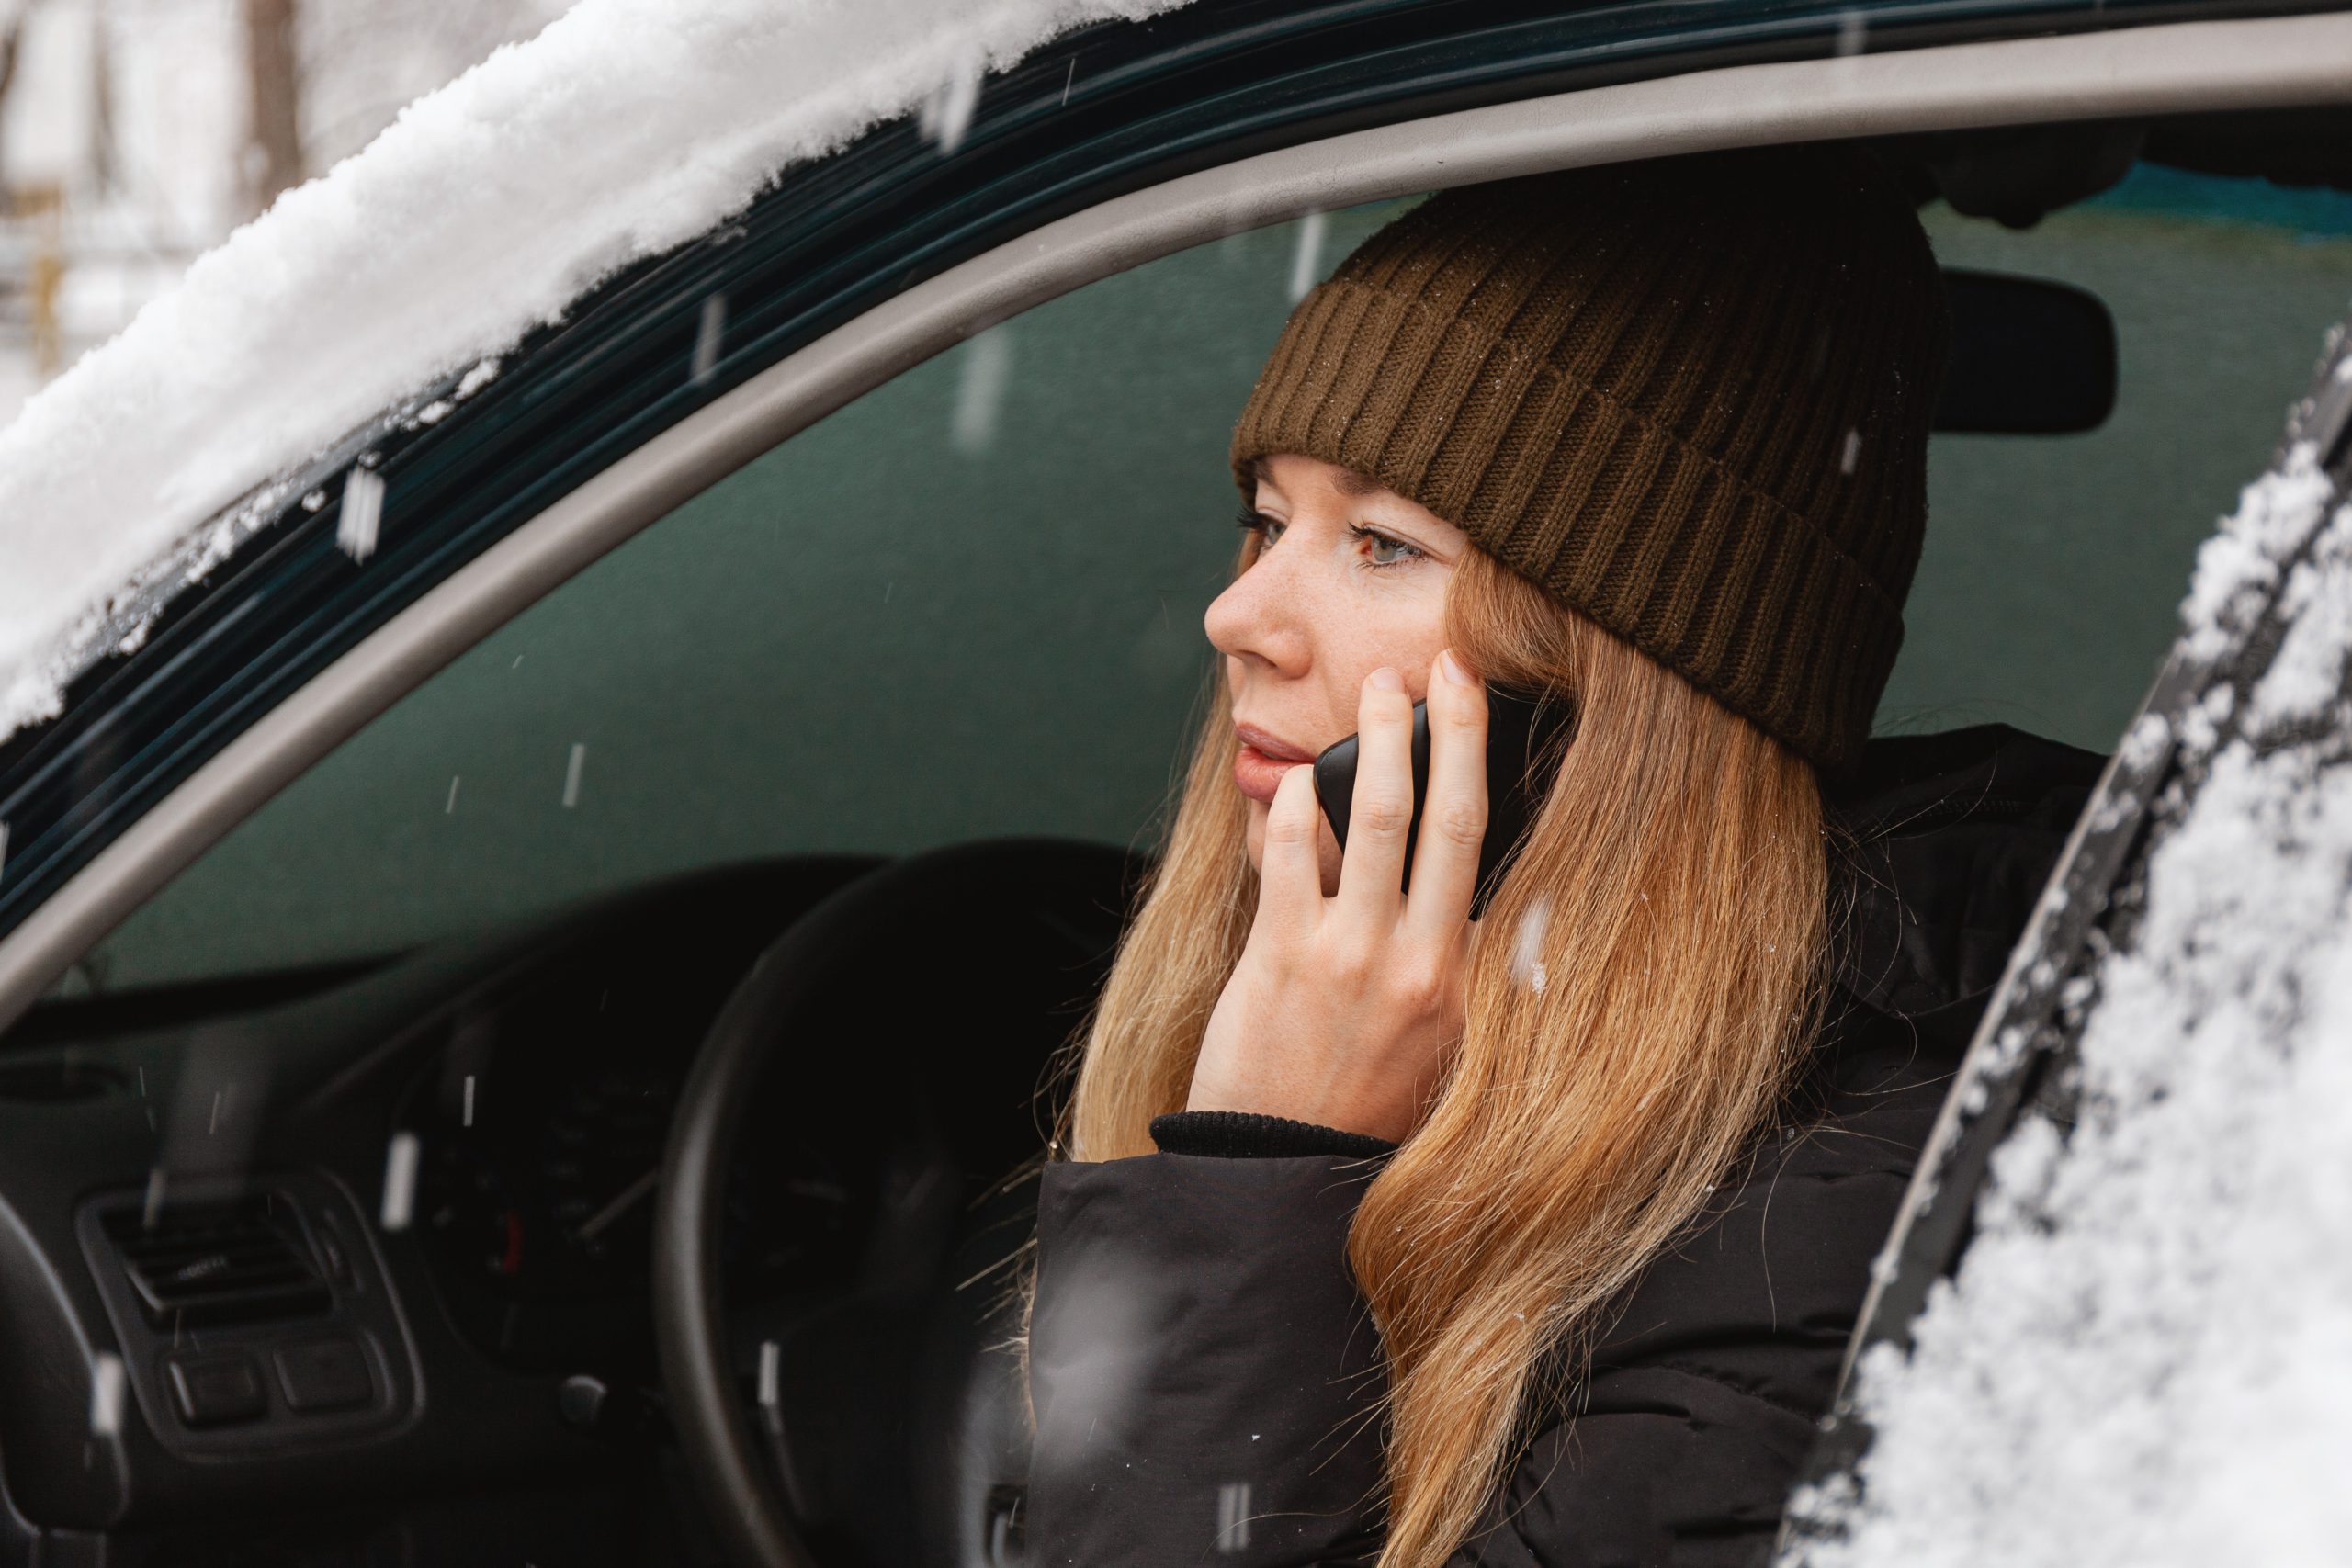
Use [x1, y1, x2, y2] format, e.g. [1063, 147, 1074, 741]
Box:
[1054, 542, 1827, 1567]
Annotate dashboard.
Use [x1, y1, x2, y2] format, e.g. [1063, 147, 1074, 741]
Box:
[0, 847, 1129, 1568]
[402, 945, 876, 1375]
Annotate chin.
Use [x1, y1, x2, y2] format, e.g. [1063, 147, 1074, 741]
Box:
[1242, 801, 1268, 872]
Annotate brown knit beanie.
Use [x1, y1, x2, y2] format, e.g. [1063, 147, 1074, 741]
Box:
[1230, 146, 1949, 772]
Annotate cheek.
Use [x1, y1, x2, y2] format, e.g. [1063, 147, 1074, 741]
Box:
[1325, 595, 1453, 693]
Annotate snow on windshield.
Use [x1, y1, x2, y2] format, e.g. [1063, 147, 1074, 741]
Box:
[0, 0, 1185, 746]
[1790, 434, 2352, 1565]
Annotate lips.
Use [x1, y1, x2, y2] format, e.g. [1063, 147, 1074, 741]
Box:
[1236, 723, 1313, 762]
[1233, 723, 1315, 804]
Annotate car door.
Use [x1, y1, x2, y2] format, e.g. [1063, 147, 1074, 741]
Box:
[1782, 312, 2352, 1559]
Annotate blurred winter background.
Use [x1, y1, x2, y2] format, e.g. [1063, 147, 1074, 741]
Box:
[0, 0, 571, 423]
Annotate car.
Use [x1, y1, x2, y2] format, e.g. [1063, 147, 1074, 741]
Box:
[0, 2, 2347, 1565]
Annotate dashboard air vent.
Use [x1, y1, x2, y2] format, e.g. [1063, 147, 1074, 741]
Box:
[0, 1061, 124, 1102]
[102, 1197, 332, 1328]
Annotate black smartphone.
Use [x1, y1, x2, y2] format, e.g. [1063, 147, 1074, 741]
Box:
[1311, 685, 1576, 919]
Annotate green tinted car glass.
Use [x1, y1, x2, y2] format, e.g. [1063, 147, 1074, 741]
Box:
[74, 207, 1405, 989]
[1889, 164, 2352, 742]
[71, 167, 2352, 991]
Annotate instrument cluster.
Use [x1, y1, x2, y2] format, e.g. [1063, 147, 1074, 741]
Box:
[404, 955, 875, 1371]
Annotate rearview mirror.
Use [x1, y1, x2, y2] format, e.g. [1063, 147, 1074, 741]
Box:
[1934, 268, 2118, 434]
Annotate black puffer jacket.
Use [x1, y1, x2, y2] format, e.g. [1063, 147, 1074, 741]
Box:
[1026, 726, 2103, 1566]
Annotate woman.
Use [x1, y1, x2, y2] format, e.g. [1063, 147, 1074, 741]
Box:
[1023, 147, 2101, 1565]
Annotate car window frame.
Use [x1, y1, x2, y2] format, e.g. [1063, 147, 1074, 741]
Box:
[2, 8, 2349, 1035]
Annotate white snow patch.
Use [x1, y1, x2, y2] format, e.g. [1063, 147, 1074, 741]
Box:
[2117, 710, 2169, 772]
[455, 356, 503, 399]
[0, 0, 1191, 746]
[2178, 442, 2335, 665]
[2175, 682, 2234, 762]
[1791, 494, 2352, 1567]
[2251, 509, 2352, 731]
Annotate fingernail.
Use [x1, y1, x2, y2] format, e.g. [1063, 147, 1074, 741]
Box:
[1368, 667, 1405, 694]
[1438, 649, 1477, 687]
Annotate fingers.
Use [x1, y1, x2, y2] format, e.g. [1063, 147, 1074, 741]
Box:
[1254, 759, 1326, 936]
[1335, 665, 1419, 917]
[1406, 648, 1488, 939]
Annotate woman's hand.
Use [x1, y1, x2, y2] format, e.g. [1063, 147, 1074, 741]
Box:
[1188, 649, 1487, 1144]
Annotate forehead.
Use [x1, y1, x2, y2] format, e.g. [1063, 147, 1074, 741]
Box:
[1250, 455, 1387, 500]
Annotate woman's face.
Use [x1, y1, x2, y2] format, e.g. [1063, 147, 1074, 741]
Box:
[1205, 452, 1471, 881]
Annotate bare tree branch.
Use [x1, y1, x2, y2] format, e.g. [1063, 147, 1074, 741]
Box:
[243, 0, 303, 215]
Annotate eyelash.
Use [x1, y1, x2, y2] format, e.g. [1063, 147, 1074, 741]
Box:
[1234, 509, 1425, 570]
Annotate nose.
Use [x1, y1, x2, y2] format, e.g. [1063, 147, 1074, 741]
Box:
[1204, 542, 1311, 679]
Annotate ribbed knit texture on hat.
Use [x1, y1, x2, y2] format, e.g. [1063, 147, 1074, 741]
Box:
[1230, 147, 1949, 771]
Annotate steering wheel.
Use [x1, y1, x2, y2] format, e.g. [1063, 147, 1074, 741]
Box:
[652, 839, 1139, 1568]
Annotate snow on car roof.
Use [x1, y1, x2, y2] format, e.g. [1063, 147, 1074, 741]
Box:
[0, 0, 1182, 747]
[1792, 436, 2352, 1565]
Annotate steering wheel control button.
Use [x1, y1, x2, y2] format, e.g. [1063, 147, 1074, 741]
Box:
[272, 1337, 373, 1413]
[165, 1352, 267, 1427]
[557, 1373, 607, 1428]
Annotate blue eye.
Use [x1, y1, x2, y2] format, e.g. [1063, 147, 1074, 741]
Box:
[1350, 524, 1422, 568]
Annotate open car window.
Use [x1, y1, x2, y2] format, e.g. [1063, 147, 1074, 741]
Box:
[47, 204, 1395, 990]
[42, 160, 2352, 998]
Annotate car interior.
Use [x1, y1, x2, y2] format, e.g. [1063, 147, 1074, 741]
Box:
[1, 107, 2349, 1568]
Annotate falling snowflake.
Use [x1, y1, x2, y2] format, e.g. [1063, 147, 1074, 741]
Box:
[380, 1132, 421, 1231]
[1511, 893, 1553, 993]
[953, 328, 1014, 456]
[1287, 211, 1329, 304]
[88, 1353, 125, 1438]
[692, 294, 728, 386]
[337, 468, 388, 563]
[919, 49, 983, 153]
